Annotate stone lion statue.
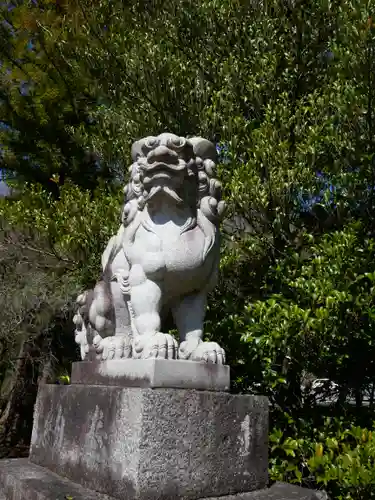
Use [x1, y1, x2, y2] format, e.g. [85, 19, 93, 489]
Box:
[74, 133, 226, 363]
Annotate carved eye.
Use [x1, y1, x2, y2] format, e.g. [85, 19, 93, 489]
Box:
[167, 136, 186, 150]
[144, 137, 159, 149]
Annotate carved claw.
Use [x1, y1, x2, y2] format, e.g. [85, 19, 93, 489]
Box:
[133, 332, 178, 360]
[179, 339, 225, 364]
[178, 338, 202, 360]
[93, 334, 132, 360]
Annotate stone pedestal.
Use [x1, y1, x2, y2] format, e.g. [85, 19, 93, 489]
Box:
[0, 360, 324, 499]
[29, 384, 268, 498]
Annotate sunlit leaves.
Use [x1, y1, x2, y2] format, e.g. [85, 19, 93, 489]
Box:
[0, 181, 122, 287]
[270, 419, 375, 499]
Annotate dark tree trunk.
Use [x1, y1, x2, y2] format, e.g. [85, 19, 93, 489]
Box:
[0, 315, 78, 458]
[0, 339, 40, 458]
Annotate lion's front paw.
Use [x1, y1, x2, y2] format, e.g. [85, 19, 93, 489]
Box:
[188, 341, 226, 364]
[178, 338, 202, 360]
[93, 334, 132, 360]
[133, 333, 178, 360]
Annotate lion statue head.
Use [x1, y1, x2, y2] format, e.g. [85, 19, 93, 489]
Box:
[122, 133, 226, 229]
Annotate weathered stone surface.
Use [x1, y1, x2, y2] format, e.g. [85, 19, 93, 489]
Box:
[0, 458, 113, 500]
[29, 384, 268, 499]
[0, 460, 326, 500]
[71, 359, 230, 391]
[200, 482, 327, 499]
[267, 483, 328, 500]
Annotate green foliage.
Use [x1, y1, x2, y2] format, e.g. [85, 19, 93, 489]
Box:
[239, 223, 375, 405]
[0, 181, 122, 287]
[0, 0, 110, 193]
[270, 418, 375, 499]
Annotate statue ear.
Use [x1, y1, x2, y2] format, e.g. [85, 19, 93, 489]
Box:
[188, 137, 217, 162]
[131, 138, 146, 161]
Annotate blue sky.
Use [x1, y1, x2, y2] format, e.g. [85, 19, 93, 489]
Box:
[0, 180, 10, 196]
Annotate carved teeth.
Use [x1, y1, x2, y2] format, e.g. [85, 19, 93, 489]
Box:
[144, 161, 186, 173]
[143, 173, 171, 185]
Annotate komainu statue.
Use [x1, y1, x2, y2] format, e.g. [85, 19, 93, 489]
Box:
[74, 133, 226, 363]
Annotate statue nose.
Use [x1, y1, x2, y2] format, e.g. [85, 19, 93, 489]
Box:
[147, 145, 179, 164]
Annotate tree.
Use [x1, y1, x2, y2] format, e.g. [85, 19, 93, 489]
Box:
[0, 1, 111, 195]
[0, 180, 121, 456]
[0, 218, 77, 457]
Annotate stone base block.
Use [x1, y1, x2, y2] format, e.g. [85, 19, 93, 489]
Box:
[71, 358, 230, 391]
[0, 459, 113, 500]
[0, 460, 325, 500]
[29, 384, 268, 499]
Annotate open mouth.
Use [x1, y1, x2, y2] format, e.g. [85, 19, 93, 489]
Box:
[149, 171, 171, 180]
[143, 162, 186, 186]
[144, 161, 186, 174]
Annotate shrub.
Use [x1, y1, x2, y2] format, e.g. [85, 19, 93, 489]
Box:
[270, 417, 375, 499]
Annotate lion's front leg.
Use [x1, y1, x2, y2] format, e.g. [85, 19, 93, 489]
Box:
[174, 293, 226, 364]
[130, 264, 178, 359]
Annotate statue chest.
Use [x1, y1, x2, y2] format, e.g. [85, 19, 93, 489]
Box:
[126, 224, 206, 276]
